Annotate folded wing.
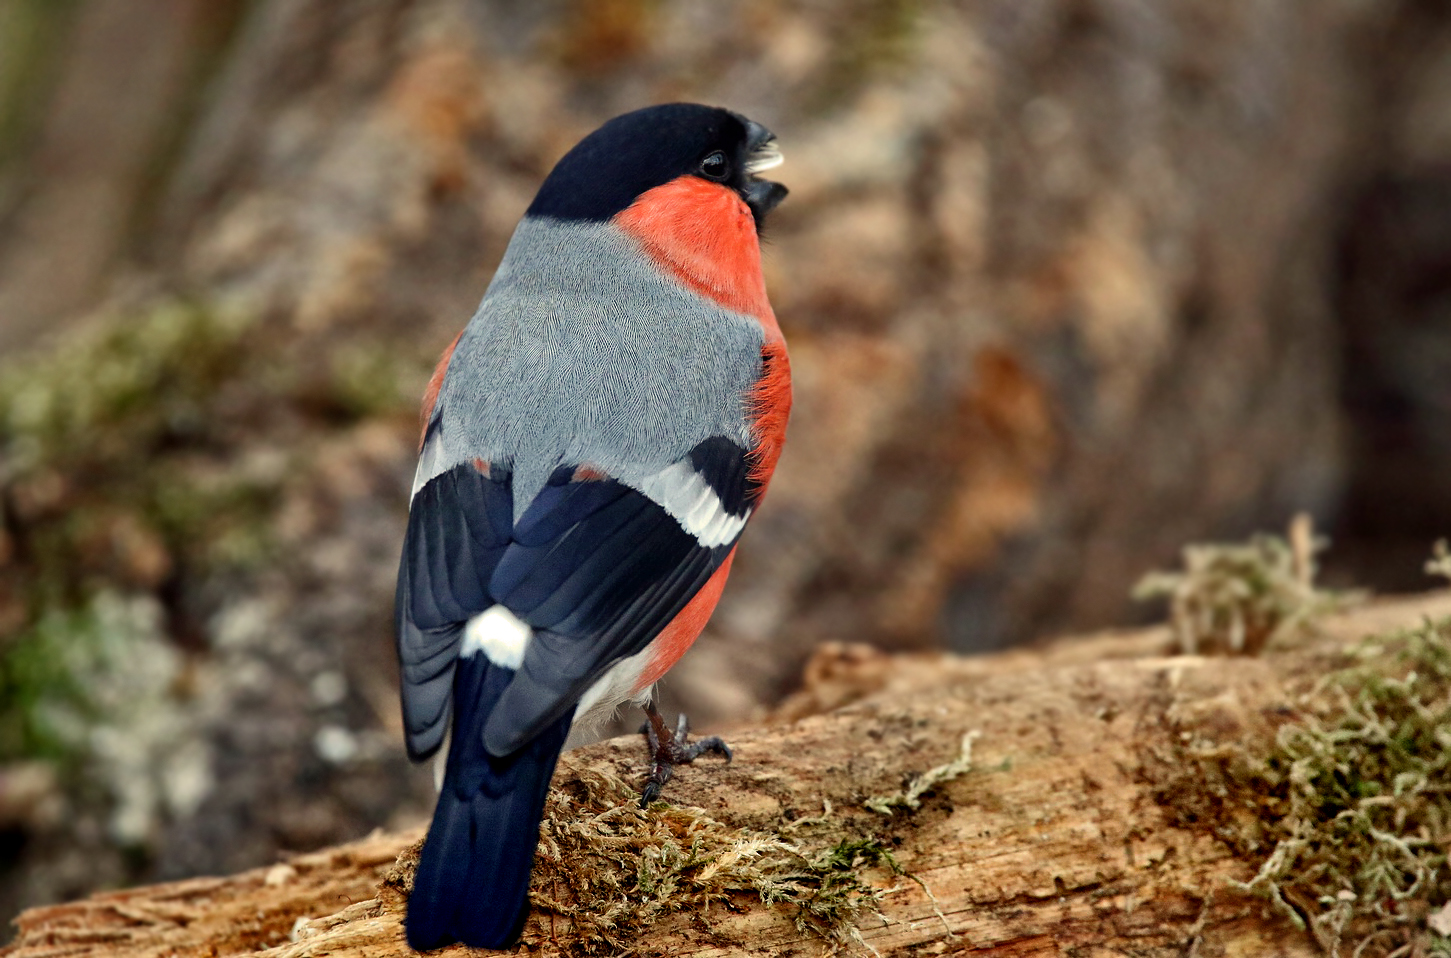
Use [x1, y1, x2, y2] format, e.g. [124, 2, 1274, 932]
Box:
[395, 432, 762, 761]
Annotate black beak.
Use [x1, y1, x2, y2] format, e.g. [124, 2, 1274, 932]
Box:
[744, 120, 779, 159]
[745, 180, 789, 226]
[742, 120, 787, 229]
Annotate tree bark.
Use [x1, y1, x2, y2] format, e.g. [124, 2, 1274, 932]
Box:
[10, 591, 1448, 958]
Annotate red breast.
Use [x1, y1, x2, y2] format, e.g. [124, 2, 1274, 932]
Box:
[616, 175, 792, 490]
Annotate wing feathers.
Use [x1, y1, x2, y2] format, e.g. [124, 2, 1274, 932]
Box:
[512, 469, 631, 545]
[397, 463, 514, 759]
[396, 436, 757, 762]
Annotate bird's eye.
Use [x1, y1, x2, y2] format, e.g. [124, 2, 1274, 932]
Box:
[699, 151, 729, 181]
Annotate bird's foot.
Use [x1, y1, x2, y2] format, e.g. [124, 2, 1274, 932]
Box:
[638, 701, 732, 807]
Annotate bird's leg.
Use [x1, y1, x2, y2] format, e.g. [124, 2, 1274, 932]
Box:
[638, 700, 732, 807]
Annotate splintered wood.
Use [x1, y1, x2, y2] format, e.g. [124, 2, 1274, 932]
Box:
[3, 830, 415, 957]
[9, 593, 1451, 957]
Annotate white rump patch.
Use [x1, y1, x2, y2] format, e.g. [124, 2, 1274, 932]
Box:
[461, 605, 532, 669]
[637, 461, 749, 548]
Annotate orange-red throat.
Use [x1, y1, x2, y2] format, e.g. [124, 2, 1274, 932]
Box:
[615, 176, 783, 340]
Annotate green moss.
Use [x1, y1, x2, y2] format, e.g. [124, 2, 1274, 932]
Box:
[0, 589, 204, 847]
[2, 301, 246, 463]
[508, 730, 987, 953]
[786, 837, 907, 946]
[1233, 619, 1451, 954]
[0, 299, 280, 773]
[0, 299, 278, 617]
[0, 604, 97, 763]
[0, 295, 430, 771]
[1160, 616, 1451, 955]
[323, 341, 417, 421]
[1133, 518, 1360, 655]
[0, 592, 174, 758]
[526, 768, 900, 955]
[0, 295, 433, 843]
[0, 295, 424, 613]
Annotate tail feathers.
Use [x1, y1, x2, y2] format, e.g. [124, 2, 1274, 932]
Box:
[406, 657, 572, 951]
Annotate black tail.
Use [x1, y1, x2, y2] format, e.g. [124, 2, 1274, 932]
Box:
[406, 656, 573, 951]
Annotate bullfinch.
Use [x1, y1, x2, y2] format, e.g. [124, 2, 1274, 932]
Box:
[395, 103, 791, 951]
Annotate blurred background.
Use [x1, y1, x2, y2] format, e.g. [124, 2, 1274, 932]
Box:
[2, 0, 1450, 934]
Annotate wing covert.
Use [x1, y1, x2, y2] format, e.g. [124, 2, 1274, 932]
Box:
[396, 436, 758, 761]
[480, 439, 756, 755]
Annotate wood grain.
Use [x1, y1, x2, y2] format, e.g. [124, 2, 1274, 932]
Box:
[11, 593, 1451, 957]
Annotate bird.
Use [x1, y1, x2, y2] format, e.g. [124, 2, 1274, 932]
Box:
[395, 102, 791, 951]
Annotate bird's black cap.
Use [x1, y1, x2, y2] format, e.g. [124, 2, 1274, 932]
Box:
[526, 103, 787, 230]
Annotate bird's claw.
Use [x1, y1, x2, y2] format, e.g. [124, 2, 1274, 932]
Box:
[638, 702, 731, 807]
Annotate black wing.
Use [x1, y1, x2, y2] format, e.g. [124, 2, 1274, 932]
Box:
[395, 436, 759, 761]
[396, 461, 514, 760]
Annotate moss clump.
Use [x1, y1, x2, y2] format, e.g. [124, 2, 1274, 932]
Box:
[529, 768, 899, 955]
[0, 301, 280, 774]
[1235, 619, 1451, 955]
[0, 604, 96, 763]
[0, 296, 423, 619]
[0, 297, 426, 768]
[1, 300, 251, 471]
[1133, 516, 1359, 655]
[1161, 616, 1451, 956]
[321, 341, 417, 421]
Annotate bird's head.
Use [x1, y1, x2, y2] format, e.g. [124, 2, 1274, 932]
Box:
[522, 104, 787, 324]
[526, 103, 788, 232]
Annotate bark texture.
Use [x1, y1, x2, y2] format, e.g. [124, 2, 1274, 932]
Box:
[8, 592, 1449, 958]
[6, 0, 1451, 938]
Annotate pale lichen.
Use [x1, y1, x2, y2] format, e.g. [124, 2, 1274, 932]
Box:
[1133, 514, 1360, 655]
[1, 591, 214, 845]
[1161, 616, 1451, 956]
[865, 731, 980, 815]
[527, 767, 900, 955]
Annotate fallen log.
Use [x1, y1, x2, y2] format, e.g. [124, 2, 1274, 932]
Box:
[8, 591, 1451, 957]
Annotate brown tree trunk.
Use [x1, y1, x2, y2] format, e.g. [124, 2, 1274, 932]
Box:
[11, 592, 1448, 957]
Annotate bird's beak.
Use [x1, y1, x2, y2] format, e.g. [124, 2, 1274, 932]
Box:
[743, 120, 788, 227]
[745, 122, 784, 175]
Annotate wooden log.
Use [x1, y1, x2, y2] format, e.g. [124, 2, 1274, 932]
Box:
[8, 592, 1451, 957]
